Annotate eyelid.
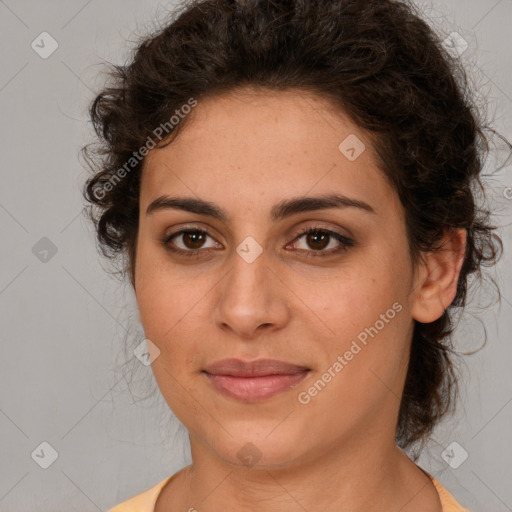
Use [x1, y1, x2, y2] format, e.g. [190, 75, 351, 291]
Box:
[163, 224, 222, 252]
[286, 225, 354, 257]
[289, 223, 353, 243]
[162, 222, 355, 258]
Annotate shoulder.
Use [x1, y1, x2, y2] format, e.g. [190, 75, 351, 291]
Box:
[430, 476, 471, 512]
[108, 475, 174, 512]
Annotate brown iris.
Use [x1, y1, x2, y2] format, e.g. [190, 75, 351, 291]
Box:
[305, 231, 330, 251]
[182, 230, 207, 249]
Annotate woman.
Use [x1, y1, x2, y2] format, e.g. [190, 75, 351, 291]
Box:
[83, 0, 503, 510]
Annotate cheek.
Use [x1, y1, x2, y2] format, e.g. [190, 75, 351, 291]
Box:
[134, 249, 217, 380]
[294, 281, 410, 435]
[136, 275, 199, 348]
[301, 244, 412, 381]
[135, 260, 203, 416]
[293, 257, 408, 346]
[135, 243, 190, 346]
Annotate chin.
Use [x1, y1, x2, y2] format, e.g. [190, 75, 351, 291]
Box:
[210, 431, 308, 471]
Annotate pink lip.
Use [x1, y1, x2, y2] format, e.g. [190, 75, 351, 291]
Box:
[203, 358, 310, 402]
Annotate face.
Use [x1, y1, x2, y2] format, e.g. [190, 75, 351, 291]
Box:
[134, 87, 418, 470]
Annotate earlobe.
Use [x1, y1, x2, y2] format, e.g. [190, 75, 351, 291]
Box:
[411, 228, 467, 324]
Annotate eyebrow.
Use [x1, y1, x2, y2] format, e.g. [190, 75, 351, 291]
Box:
[146, 193, 376, 221]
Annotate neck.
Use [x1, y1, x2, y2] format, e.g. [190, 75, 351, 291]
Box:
[164, 433, 439, 512]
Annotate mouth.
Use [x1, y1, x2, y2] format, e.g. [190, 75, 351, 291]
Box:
[202, 358, 311, 402]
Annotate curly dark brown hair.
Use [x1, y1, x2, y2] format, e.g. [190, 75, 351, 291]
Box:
[82, 0, 504, 457]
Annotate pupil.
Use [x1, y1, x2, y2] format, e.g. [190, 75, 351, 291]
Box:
[185, 231, 205, 249]
[181, 231, 331, 251]
[308, 232, 328, 250]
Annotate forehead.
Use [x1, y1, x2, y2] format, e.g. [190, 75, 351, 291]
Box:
[140, 87, 394, 217]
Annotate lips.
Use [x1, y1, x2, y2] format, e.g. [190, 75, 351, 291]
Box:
[203, 358, 310, 401]
[203, 358, 310, 377]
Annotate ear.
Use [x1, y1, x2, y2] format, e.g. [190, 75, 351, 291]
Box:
[411, 228, 467, 323]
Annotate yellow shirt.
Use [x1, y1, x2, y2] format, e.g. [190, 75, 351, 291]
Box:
[108, 473, 470, 512]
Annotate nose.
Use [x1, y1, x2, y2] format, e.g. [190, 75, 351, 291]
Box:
[213, 251, 291, 340]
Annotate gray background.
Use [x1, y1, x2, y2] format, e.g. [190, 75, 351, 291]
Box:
[0, 0, 511, 510]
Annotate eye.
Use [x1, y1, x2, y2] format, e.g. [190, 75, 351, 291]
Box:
[162, 228, 220, 258]
[161, 225, 354, 259]
[287, 227, 354, 259]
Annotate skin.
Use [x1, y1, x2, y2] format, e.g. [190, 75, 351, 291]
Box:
[134, 87, 466, 512]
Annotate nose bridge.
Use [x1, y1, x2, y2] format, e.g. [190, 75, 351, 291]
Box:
[224, 242, 272, 308]
[214, 240, 289, 336]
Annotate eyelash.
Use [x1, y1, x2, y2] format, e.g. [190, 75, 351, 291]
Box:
[161, 226, 355, 260]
